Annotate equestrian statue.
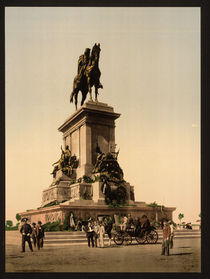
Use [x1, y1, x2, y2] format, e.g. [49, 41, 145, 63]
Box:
[70, 43, 103, 110]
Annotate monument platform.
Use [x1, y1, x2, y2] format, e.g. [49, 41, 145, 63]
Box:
[19, 203, 176, 225]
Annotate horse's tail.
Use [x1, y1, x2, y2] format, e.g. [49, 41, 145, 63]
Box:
[70, 92, 74, 103]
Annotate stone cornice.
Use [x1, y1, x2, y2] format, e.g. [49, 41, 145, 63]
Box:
[58, 101, 120, 134]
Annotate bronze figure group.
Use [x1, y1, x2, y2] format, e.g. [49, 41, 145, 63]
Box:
[70, 43, 103, 109]
[51, 146, 78, 178]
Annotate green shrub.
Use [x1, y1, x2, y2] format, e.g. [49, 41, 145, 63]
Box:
[5, 222, 19, 231]
[82, 175, 94, 183]
[5, 226, 19, 231]
[16, 213, 21, 222]
[6, 220, 13, 227]
[42, 220, 61, 231]
[42, 200, 59, 208]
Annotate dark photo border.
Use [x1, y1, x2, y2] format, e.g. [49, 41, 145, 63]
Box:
[1, 0, 209, 279]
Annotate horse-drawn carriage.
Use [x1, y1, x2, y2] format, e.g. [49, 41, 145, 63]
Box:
[113, 224, 158, 245]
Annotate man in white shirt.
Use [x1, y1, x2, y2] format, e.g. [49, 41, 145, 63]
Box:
[99, 222, 105, 248]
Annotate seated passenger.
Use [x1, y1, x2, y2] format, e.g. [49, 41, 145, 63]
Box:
[121, 216, 128, 231]
[135, 217, 141, 233]
[141, 215, 151, 231]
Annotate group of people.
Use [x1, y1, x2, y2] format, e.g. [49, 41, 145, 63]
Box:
[84, 218, 113, 248]
[120, 214, 151, 232]
[122, 215, 175, 256]
[19, 215, 175, 256]
[20, 218, 45, 252]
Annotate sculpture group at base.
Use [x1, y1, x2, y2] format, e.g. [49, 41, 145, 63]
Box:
[70, 43, 103, 109]
[92, 146, 127, 205]
[51, 145, 78, 178]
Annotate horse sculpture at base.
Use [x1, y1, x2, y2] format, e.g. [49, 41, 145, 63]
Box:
[70, 44, 103, 110]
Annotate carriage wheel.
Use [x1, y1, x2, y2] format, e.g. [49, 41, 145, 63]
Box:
[113, 232, 124, 245]
[146, 230, 158, 244]
[135, 232, 147, 244]
[123, 232, 132, 245]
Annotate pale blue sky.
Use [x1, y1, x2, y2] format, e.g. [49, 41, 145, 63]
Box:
[6, 7, 200, 224]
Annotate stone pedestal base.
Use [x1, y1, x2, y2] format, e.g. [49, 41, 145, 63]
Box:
[69, 182, 92, 202]
[51, 169, 76, 186]
[42, 184, 71, 207]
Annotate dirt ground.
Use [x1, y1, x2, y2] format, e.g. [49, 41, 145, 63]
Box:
[5, 231, 201, 273]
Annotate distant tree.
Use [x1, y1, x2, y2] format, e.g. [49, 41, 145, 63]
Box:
[178, 213, 184, 224]
[147, 201, 165, 222]
[16, 213, 21, 222]
[6, 220, 13, 227]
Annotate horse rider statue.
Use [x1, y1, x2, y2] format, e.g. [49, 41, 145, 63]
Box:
[70, 43, 103, 110]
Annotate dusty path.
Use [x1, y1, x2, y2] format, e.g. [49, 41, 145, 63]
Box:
[5, 232, 200, 272]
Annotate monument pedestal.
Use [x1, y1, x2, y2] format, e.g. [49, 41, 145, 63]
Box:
[20, 101, 176, 225]
[58, 101, 120, 178]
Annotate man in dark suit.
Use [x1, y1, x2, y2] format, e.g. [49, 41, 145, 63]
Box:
[20, 218, 33, 252]
[104, 219, 113, 246]
[36, 221, 45, 250]
[86, 221, 95, 247]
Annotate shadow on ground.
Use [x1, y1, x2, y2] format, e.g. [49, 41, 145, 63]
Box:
[170, 253, 192, 256]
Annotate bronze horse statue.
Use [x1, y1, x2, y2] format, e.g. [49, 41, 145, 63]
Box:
[70, 43, 103, 110]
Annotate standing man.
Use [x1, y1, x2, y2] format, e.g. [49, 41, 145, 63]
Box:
[169, 220, 175, 249]
[36, 221, 45, 250]
[31, 222, 37, 248]
[104, 219, 113, 247]
[20, 218, 33, 253]
[86, 221, 95, 248]
[161, 220, 171, 256]
[93, 220, 100, 247]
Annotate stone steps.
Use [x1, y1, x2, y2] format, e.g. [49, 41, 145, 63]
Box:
[44, 230, 201, 246]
